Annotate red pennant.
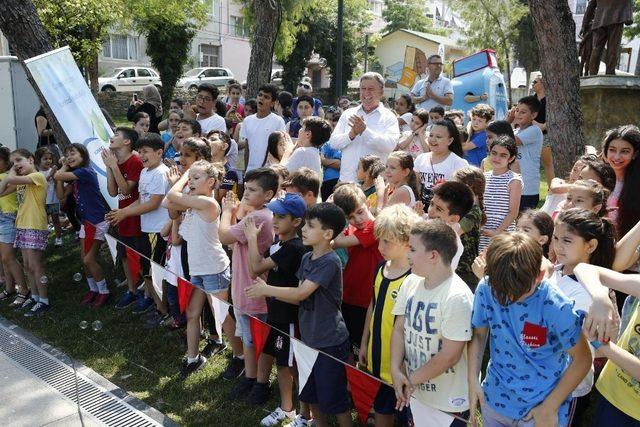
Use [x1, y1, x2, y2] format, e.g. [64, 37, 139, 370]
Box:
[248, 316, 271, 361]
[125, 247, 141, 283]
[82, 221, 96, 254]
[177, 277, 194, 313]
[345, 364, 382, 424]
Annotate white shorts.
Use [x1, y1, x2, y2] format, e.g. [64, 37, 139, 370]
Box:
[79, 221, 109, 241]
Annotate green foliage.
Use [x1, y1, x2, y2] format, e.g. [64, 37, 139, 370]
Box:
[513, 2, 539, 75]
[625, 0, 640, 38]
[382, 0, 436, 34]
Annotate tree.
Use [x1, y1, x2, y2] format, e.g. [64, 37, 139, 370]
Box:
[527, 0, 585, 177]
[382, 0, 433, 34]
[512, 2, 539, 75]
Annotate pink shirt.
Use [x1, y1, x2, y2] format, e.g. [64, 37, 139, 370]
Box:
[229, 207, 273, 314]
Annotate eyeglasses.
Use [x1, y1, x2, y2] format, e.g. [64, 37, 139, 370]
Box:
[298, 83, 311, 89]
[429, 62, 444, 66]
[196, 95, 213, 102]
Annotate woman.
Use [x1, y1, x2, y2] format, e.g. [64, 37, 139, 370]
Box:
[531, 73, 554, 185]
[127, 84, 163, 133]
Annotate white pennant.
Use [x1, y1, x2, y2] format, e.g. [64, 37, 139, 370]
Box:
[208, 296, 230, 338]
[105, 234, 118, 265]
[409, 397, 455, 427]
[291, 340, 319, 395]
[150, 262, 164, 299]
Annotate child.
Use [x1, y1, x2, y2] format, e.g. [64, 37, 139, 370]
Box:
[394, 94, 415, 133]
[161, 217, 185, 329]
[282, 116, 331, 178]
[390, 220, 474, 424]
[162, 110, 183, 162]
[0, 149, 48, 316]
[480, 120, 517, 172]
[225, 83, 245, 136]
[285, 95, 314, 139]
[578, 156, 616, 193]
[171, 119, 202, 167]
[132, 111, 150, 138]
[264, 131, 292, 166]
[243, 193, 307, 423]
[515, 209, 555, 279]
[219, 167, 277, 401]
[332, 183, 384, 356]
[414, 119, 468, 209]
[428, 106, 445, 124]
[319, 139, 341, 201]
[35, 147, 62, 247]
[563, 179, 608, 217]
[357, 155, 385, 212]
[208, 131, 239, 202]
[468, 232, 591, 427]
[542, 155, 588, 216]
[359, 204, 421, 426]
[166, 160, 231, 377]
[103, 127, 145, 309]
[396, 109, 429, 158]
[282, 168, 321, 208]
[380, 151, 418, 209]
[479, 136, 522, 251]
[463, 104, 494, 168]
[246, 203, 352, 427]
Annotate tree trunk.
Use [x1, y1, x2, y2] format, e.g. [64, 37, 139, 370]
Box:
[246, 0, 281, 98]
[88, 54, 99, 95]
[527, 0, 585, 178]
[0, 0, 69, 147]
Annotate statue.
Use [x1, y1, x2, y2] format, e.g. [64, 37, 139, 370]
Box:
[582, 0, 634, 76]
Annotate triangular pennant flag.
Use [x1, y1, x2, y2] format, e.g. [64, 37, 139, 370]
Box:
[209, 296, 230, 339]
[150, 262, 164, 300]
[177, 277, 194, 313]
[105, 234, 118, 264]
[409, 397, 455, 427]
[125, 247, 141, 283]
[291, 340, 319, 395]
[248, 315, 271, 361]
[82, 221, 96, 254]
[345, 364, 382, 424]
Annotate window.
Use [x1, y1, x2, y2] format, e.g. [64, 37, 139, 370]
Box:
[137, 69, 151, 77]
[102, 34, 139, 60]
[230, 16, 250, 38]
[575, 0, 587, 14]
[200, 44, 220, 67]
[366, 0, 383, 16]
[118, 69, 135, 78]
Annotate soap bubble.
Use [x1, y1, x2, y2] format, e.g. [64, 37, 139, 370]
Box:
[73, 273, 82, 282]
[79, 320, 89, 330]
[40, 276, 49, 285]
[91, 320, 103, 332]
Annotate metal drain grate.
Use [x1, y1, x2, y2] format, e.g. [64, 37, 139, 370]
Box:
[0, 324, 162, 427]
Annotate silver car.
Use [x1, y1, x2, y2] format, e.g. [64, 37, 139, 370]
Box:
[99, 67, 162, 92]
[177, 67, 235, 91]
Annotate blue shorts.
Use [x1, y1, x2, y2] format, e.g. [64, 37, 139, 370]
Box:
[190, 266, 230, 294]
[299, 339, 351, 415]
[234, 310, 267, 347]
[374, 383, 397, 415]
[0, 213, 17, 244]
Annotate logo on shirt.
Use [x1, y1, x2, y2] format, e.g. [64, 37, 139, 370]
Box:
[521, 321, 547, 348]
[390, 289, 398, 300]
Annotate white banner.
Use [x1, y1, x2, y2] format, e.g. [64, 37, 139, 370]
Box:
[24, 47, 117, 209]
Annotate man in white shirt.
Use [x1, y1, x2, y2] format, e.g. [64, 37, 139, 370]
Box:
[328, 72, 400, 182]
[411, 54, 454, 113]
[195, 83, 227, 135]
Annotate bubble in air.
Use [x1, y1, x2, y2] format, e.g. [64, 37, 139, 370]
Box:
[73, 273, 82, 282]
[79, 320, 88, 330]
[40, 276, 49, 285]
[91, 320, 103, 332]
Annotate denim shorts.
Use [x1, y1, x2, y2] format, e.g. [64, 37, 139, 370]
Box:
[0, 213, 17, 244]
[234, 310, 268, 347]
[190, 266, 231, 295]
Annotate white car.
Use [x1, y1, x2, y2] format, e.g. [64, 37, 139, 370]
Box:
[99, 67, 162, 92]
[177, 67, 235, 91]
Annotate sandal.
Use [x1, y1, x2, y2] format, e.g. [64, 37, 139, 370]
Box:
[9, 292, 30, 307]
[0, 289, 16, 300]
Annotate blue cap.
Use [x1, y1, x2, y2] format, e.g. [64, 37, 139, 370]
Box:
[266, 193, 306, 218]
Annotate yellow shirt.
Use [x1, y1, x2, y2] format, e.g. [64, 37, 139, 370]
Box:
[16, 172, 48, 230]
[0, 173, 18, 214]
[596, 301, 640, 420]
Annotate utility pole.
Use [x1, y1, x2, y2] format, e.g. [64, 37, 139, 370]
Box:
[364, 33, 369, 73]
[336, 0, 344, 99]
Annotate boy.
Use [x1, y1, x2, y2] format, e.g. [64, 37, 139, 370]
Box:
[332, 183, 384, 356]
[509, 95, 543, 211]
[208, 130, 239, 202]
[102, 127, 145, 309]
[240, 84, 286, 173]
[390, 220, 474, 425]
[106, 133, 169, 315]
[219, 167, 277, 401]
[359, 204, 421, 426]
[468, 233, 591, 426]
[282, 116, 331, 177]
[243, 193, 307, 423]
[462, 104, 494, 167]
[167, 119, 202, 164]
[429, 106, 445, 123]
[282, 167, 321, 208]
[246, 203, 352, 427]
[196, 83, 226, 135]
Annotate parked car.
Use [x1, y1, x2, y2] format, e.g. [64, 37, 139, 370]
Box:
[176, 67, 235, 91]
[98, 67, 161, 92]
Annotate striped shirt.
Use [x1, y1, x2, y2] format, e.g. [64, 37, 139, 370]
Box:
[480, 170, 523, 251]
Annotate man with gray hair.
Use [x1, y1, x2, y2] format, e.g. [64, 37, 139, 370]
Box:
[329, 72, 400, 182]
[411, 54, 453, 114]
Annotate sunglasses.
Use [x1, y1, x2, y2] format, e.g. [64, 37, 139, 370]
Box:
[532, 80, 540, 85]
[298, 83, 311, 89]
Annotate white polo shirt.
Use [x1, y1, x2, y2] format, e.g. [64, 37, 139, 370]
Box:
[411, 75, 453, 112]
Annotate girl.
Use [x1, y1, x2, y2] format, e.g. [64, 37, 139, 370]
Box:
[380, 151, 418, 208]
[285, 95, 314, 139]
[357, 154, 385, 212]
[578, 156, 616, 192]
[414, 119, 468, 209]
[166, 160, 231, 375]
[394, 93, 415, 132]
[0, 149, 48, 316]
[479, 136, 522, 251]
[264, 131, 292, 166]
[516, 209, 555, 278]
[35, 147, 63, 247]
[132, 111, 150, 138]
[396, 109, 430, 158]
[54, 144, 110, 308]
[163, 110, 184, 162]
[481, 120, 517, 172]
[563, 179, 608, 217]
[127, 84, 163, 133]
[542, 155, 587, 216]
[0, 147, 26, 306]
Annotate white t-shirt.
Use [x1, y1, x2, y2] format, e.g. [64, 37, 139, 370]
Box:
[164, 241, 183, 287]
[197, 113, 227, 135]
[139, 163, 170, 233]
[284, 147, 322, 177]
[399, 112, 413, 133]
[240, 113, 286, 172]
[414, 152, 468, 205]
[392, 273, 473, 412]
[43, 168, 58, 205]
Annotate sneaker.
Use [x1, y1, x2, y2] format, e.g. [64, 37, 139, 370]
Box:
[24, 302, 50, 317]
[17, 297, 37, 311]
[80, 291, 98, 305]
[202, 339, 226, 358]
[261, 407, 297, 426]
[283, 415, 314, 427]
[132, 296, 154, 314]
[179, 354, 207, 378]
[0, 289, 16, 301]
[227, 376, 255, 400]
[221, 356, 245, 381]
[246, 381, 270, 405]
[115, 291, 138, 309]
[92, 293, 111, 308]
[144, 312, 170, 330]
[9, 292, 30, 308]
[54, 237, 63, 247]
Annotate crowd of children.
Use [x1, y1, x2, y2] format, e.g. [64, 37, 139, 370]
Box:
[1, 79, 639, 427]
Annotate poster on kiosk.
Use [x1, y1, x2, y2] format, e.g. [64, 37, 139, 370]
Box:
[24, 46, 117, 209]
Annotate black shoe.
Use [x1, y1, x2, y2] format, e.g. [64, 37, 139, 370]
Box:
[180, 354, 207, 379]
[227, 376, 255, 400]
[202, 339, 226, 358]
[221, 356, 245, 381]
[245, 381, 270, 405]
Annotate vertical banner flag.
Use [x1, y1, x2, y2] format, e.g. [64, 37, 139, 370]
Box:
[398, 46, 428, 89]
[24, 47, 117, 209]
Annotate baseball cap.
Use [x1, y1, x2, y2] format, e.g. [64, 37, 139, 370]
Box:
[266, 193, 306, 218]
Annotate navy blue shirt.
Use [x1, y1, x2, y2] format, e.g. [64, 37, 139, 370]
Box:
[72, 167, 108, 224]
